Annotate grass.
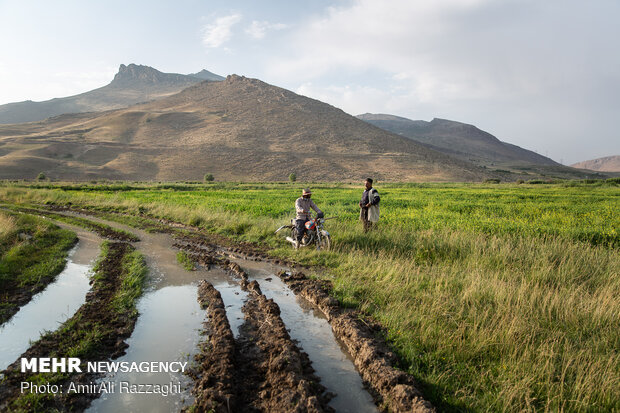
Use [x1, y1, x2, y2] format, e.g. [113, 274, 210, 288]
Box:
[0, 181, 618, 412]
[0, 204, 139, 241]
[176, 250, 195, 271]
[0, 210, 77, 324]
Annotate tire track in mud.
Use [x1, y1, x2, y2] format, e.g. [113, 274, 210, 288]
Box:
[0, 242, 143, 412]
[189, 264, 333, 412]
[179, 237, 433, 413]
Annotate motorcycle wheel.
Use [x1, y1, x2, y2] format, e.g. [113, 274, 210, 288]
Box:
[318, 233, 331, 251]
[290, 228, 299, 248]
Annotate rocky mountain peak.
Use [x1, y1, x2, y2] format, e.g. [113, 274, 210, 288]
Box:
[190, 69, 225, 81]
[111, 64, 168, 85]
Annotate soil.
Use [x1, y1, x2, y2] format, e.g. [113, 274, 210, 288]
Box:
[189, 264, 333, 412]
[0, 242, 140, 412]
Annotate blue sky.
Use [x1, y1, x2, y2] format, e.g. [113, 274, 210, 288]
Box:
[1, 0, 618, 164]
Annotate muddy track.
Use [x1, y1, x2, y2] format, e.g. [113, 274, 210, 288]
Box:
[3, 205, 139, 241]
[189, 265, 333, 412]
[178, 239, 434, 412]
[23, 203, 434, 411]
[0, 242, 140, 412]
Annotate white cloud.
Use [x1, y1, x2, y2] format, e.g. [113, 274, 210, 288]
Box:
[245, 20, 290, 40]
[202, 14, 242, 48]
[246, 20, 289, 39]
[265, 0, 620, 163]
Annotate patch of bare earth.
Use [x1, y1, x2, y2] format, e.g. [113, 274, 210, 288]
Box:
[188, 261, 333, 412]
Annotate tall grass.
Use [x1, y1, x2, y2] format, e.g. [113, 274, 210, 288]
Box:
[0, 182, 618, 411]
[0, 211, 17, 237]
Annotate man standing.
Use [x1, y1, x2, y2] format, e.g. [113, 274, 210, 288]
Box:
[295, 188, 322, 248]
[359, 178, 380, 232]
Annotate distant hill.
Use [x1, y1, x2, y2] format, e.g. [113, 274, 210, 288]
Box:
[0, 75, 494, 182]
[357, 113, 557, 166]
[571, 155, 620, 172]
[0, 64, 224, 124]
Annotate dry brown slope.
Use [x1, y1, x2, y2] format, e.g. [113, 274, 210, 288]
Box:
[0, 75, 493, 182]
[571, 155, 620, 172]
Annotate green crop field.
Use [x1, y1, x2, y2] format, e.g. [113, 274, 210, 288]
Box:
[1, 180, 618, 412]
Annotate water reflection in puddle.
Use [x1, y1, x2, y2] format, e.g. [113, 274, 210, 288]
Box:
[86, 285, 203, 413]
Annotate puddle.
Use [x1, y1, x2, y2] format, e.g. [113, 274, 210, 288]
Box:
[230, 258, 378, 413]
[86, 285, 203, 413]
[0, 228, 100, 371]
[211, 275, 248, 338]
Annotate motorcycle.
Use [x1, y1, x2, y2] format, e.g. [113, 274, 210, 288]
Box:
[275, 213, 333, 250]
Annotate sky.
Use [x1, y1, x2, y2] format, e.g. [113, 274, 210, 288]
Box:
[1, 0, 618, 165]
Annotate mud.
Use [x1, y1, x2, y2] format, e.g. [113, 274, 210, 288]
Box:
[190, 276, 332, 413]
[226, 258, 377, 413]
[188, 281, 238, 412]
[279, 271, 434, 413]
[0, 242, 140, 412]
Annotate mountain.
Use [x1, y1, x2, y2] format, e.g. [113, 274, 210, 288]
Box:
[0, 75, 495, 182]
[0, 64, 223, 124]
[571, 155, 620, 172]
[357, 113, 557, 166]
[189, 69, 225, 81]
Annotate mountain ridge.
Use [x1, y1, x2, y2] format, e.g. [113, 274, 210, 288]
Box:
[357, 113, 557, 166]
[0, 64, 223, 124]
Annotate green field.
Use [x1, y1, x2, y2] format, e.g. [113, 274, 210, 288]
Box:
[1, 180, 618, 412]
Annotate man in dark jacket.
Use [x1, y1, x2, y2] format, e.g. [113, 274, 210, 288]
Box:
[359, 178, 380, 232]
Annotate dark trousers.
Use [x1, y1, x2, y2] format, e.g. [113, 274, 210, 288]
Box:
[295, 219, 308, 242]
[361, 208, 374, 232]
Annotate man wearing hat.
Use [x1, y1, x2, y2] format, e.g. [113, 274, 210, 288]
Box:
[295, 188, 323, 248]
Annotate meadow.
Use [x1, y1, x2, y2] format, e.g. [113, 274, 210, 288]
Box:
[0, 180, 618, 412]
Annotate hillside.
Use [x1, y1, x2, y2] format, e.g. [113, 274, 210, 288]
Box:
[357, 113, 557, 165]
[571, 155, 620, 172]
[0, 64, 224, 124]
[0, 75, 494, 182]
[356, 113, 602, 179]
